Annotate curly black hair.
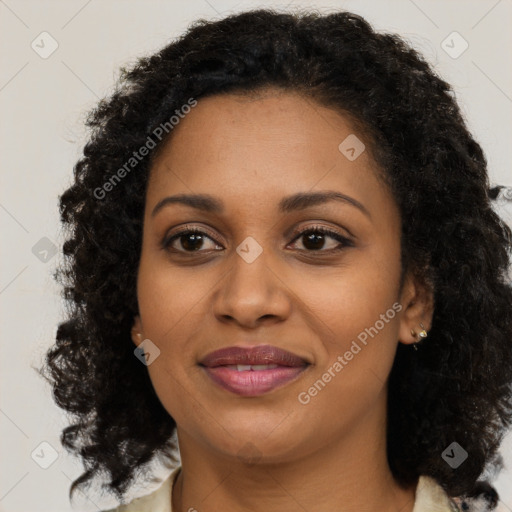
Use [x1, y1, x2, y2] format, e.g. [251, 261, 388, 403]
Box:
[41, 7, 512, 505]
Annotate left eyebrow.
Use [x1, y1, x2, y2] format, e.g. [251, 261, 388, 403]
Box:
[278, 191, 371, 219]
[151, 190, 371, 219]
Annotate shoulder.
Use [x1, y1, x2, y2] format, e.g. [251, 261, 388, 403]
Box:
[451, 481, 499, 512]
[413, 475, 460, 512]
[414, 476, 498, 512]
[103, 466, 181, 512]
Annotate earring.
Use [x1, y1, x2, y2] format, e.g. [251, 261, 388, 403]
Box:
[132, 328, 142, 342]
[412, 322, 428, 350]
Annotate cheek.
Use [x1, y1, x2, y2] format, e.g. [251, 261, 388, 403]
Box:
[292, 272, 401, 436]
[135, 255, 213, 391]
[295, 247, 402, 383]
[296, 249, 401, 335]
[137, 254, 211, 338]
[135, 259, 210, 418]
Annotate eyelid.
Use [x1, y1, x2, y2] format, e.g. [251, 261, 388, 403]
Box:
[287, 223, 354, 244]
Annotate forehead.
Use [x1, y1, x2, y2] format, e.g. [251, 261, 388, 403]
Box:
[146, 89, 393, 217]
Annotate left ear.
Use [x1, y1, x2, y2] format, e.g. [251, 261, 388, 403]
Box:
[397, 270, 434, 346]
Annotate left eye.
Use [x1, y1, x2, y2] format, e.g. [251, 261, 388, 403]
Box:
[288, 227, 352, 252]
[162, 226, 352, 254]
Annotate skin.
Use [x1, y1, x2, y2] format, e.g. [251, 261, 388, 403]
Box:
[131, 88, 434, 512]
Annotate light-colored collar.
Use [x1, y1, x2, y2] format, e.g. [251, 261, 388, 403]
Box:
[412, 475, 460, 512]
[105, 466, 180, 512]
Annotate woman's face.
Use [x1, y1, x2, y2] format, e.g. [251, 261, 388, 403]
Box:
[132, 88, 430, 463]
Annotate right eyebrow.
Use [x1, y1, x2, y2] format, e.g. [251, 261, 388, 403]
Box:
[152, 194, 223, 217]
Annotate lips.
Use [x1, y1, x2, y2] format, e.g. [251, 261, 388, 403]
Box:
[199, 345, 309, 368]
[199, 345, 310, 397]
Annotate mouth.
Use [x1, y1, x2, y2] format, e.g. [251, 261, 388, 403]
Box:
[199, 344, 310, 397]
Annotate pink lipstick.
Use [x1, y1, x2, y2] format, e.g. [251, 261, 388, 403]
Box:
[199, 345, 309, 397]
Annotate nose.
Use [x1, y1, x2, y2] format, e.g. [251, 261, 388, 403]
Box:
[212, 246, 292, 329]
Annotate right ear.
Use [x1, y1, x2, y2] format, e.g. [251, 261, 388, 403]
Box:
[131, 315, 143, 347]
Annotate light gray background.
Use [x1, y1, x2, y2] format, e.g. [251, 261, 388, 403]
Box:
[1, 1, 511, 511]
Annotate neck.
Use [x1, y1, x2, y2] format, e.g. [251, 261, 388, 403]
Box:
[171, 389, 417, 512]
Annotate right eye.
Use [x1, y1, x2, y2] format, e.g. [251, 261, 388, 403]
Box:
[162, 227, 224, 254]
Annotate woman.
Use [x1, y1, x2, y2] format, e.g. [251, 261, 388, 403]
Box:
[43, 8, 512, 512]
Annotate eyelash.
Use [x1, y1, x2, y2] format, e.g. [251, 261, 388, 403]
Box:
[161, 224, 353, 255]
